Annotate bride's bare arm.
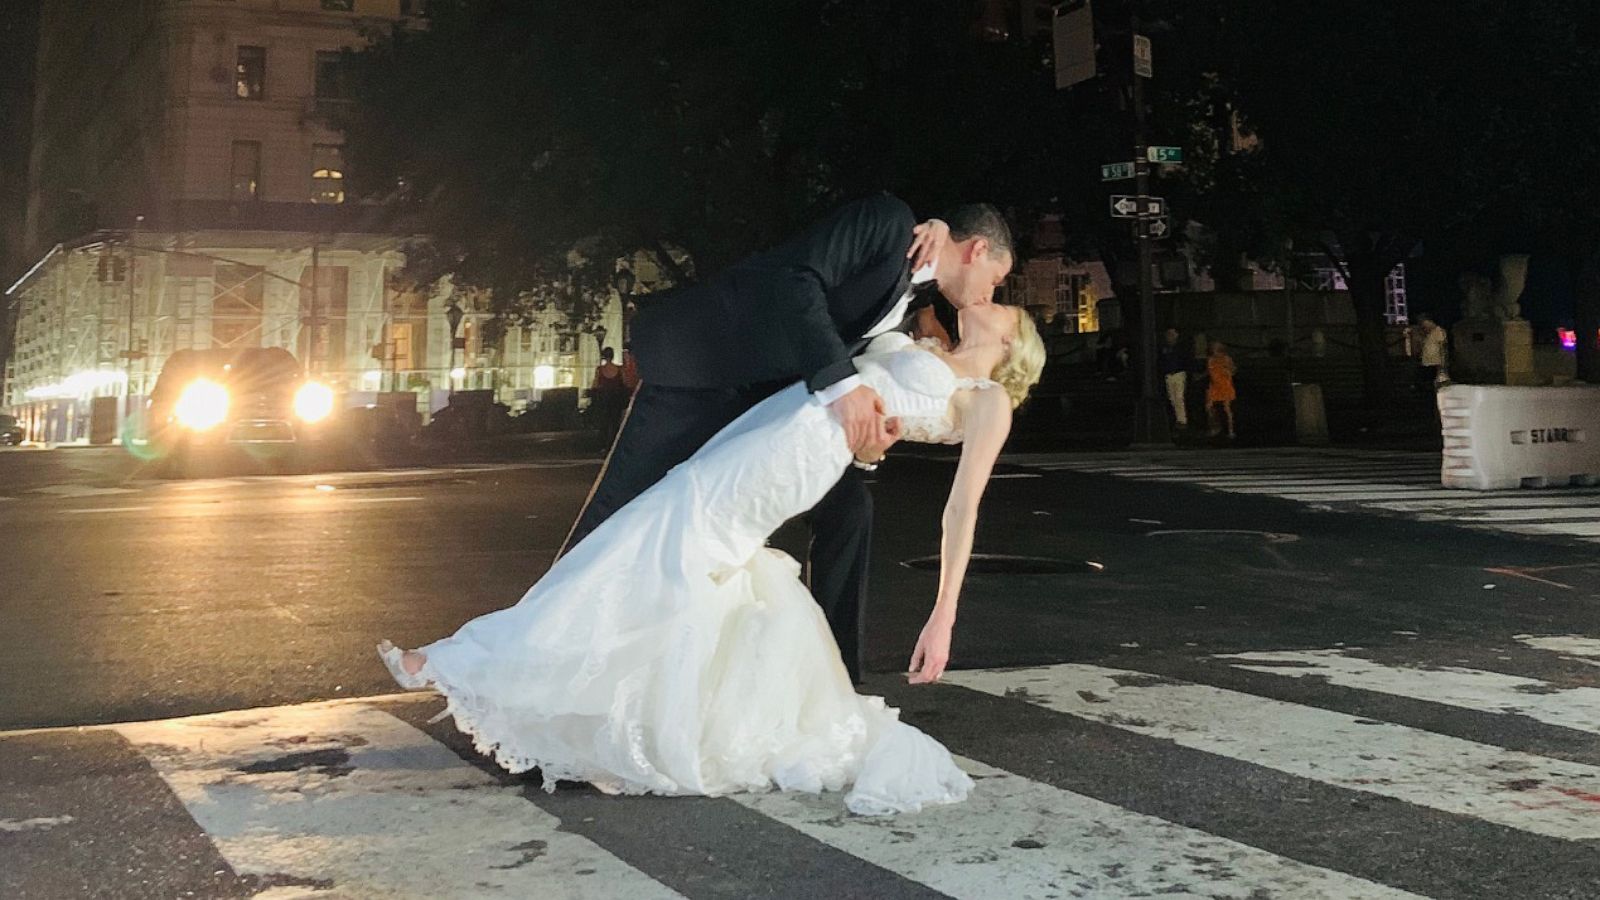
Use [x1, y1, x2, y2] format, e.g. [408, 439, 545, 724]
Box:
[908, 387, 1012, 684]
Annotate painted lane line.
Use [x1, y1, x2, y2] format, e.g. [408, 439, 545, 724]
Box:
[945, 664, 1600, 840]
[1420, 509, 1600, 522]
[1516, 635, 1600, 667]
[734, 758, 1420, 900]
[1223, 483, 1440, 494]
[115, 702, 683, 900]
[1485, 567, 1578, 590]
[1277, 491, 1477, 502]
[1218, 649, 1600, 737]
[1371, 497, 1600, 512]
[1499, 522, 1600, 538]
[31, 484, 138, 497]
[0, 815, 75, 832]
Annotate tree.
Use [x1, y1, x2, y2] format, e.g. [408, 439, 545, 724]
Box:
[1161, 0, 1600, 396]
[339, 1, 1059, 330]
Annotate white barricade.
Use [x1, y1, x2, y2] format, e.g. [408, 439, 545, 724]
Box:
[1438, 384, 1600, 490]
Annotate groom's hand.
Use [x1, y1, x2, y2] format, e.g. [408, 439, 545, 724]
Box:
[855, 416, 901, 466]
[829, 385, 891, 457]
[907, 218, 950, 272]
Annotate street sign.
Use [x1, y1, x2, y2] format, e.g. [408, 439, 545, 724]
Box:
[1110, 195, 1166, 218]
[1100, 161, 1136, 181]
[1146, 146, 1183, 164]
[1133, 34, 1152, 78]
[1146, 217, 1171, 239]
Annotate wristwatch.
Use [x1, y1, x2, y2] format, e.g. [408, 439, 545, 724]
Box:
[851, 457, 881, 472]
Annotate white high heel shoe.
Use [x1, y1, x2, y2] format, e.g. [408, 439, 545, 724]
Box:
[377, 640, 430, 690]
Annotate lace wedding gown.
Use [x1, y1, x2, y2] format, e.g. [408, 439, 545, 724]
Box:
[407, 334, 993, 815]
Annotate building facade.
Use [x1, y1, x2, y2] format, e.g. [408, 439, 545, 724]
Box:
[5, 0, 624, 442]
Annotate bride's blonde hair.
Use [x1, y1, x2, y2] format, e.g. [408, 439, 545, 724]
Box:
[993, 308, 1046, 409]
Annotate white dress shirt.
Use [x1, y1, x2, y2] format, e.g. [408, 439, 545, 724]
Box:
[813, 260, 937, 407]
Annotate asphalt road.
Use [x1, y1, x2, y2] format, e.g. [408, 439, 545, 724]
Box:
[3, 442, 1600, 898]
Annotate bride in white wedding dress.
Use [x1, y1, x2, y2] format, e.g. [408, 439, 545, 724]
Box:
[380, 302, 1045, 815]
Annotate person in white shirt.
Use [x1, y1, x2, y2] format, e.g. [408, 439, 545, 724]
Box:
[1416, 313, 1449, 395]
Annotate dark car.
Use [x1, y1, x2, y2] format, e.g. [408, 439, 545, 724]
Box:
[144, 347, 337, 470]
[0, 414, 23, 445]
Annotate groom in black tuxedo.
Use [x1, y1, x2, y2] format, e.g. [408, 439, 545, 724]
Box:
[559, 194, 1014, 681]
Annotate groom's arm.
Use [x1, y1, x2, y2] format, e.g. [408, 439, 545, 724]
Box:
[770, 192, 916, 394]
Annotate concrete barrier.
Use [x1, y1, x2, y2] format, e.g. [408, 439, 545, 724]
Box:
[1438, 384, 1600, 490]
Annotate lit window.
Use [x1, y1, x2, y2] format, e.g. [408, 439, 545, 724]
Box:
[235, 46, 265, 100]
[230, 141, 261, 202]
[311, 144, 345, 204]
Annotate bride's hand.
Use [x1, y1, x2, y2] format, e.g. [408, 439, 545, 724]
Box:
[907, 610, 954, 684]
[907, 218, 949, 272]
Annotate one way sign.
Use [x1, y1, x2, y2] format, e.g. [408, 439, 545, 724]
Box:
[1109, 195, 1165, 218]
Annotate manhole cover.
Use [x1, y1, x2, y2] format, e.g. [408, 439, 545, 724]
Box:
[900, 553, 1104, 575]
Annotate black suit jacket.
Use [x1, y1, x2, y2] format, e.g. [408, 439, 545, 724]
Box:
[630, 192, 916, 391]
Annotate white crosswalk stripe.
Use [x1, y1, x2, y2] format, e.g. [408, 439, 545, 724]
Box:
[1001, 448, 1600, 543]
[946, 663, 1600, 840]
[10, 643, 1600, 897]
[115, 700, 683, 899]
[1217, 648, 1600, 736]
[735, 759, 1420, 899]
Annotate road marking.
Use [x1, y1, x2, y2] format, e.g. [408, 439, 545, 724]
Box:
[946, 664, 1600, 840]
[1143, 529, 1299, 543]
[60, 506, 153, 515]
[1500, 522, 1600, 538]
[1485, 567, 1577, 590]
[1422, 508, 1600, 522]
[1516, 635, 1600, 665]
[115, 700, 683, 900]
[0, 815, 75, 832]
[1373, 497, 1600, 511]
[1218, 649, 1600, 736]
[32, 484, 137, 497]
[734, 758, 1421, 900]
[988, 472, 1042, 479]
[1278, 490, 1474, 502]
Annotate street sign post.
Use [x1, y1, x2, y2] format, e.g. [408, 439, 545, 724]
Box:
[1110, 195, 1166, 218]
[1101, 161, 1136, 181]
[1146, 146, 1183, 164]
[1133, 34, 1152, 78]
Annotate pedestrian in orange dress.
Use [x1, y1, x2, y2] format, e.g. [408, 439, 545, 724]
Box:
[1205, 341, 1237, 440]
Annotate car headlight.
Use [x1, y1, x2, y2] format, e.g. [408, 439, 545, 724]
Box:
[174, 379, 230, 431]
[294, 381, 336, 423]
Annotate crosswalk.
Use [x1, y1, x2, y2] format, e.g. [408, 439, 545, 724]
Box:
[1000, 448, 1600, 544]
[7, 638, 1600, 898]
